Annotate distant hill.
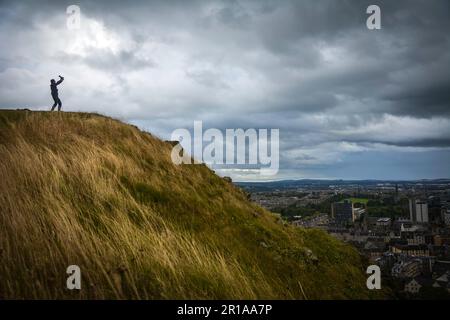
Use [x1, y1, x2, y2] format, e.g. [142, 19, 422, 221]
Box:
[0, 110, 381, 299]
[237, 178, 450, 192]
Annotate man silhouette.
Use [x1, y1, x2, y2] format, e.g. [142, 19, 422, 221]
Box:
[50, 75, 64, 111]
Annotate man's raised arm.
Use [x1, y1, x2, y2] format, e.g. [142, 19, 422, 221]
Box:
[56, 75, 64, 85]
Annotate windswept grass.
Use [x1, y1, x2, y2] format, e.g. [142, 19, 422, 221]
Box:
[0, 110, 381, 299]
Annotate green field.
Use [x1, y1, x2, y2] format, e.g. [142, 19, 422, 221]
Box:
[345, 197, 369, 204]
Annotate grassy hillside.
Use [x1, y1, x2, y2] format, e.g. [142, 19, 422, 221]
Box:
[0, 110, 380, 299]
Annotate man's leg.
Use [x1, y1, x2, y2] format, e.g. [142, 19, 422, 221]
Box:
[51, 94, 58, 111]
[57, 98, 62, 111]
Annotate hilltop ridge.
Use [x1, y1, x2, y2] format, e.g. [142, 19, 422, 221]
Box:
[0, 110, 380, 299]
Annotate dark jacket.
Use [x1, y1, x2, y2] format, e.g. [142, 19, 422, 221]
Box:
[51, 77, 64, 95]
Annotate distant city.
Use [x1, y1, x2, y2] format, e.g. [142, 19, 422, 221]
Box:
[237, 179, 450, 299]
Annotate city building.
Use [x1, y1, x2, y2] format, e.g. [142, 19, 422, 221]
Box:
[352, 207, 365, 220]
[376, 217, 391, 229]
[331, 200, 354, 225]
[442, 209, 450, 226]
[392, 259, 422, 278]
[400, 225, 431, 245]
[409, 199, 429, 223]
[391, 244, 430, 257]
[404, 278, 422, 294]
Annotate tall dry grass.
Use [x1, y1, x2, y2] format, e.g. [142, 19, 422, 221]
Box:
[0, 111, 376, 299]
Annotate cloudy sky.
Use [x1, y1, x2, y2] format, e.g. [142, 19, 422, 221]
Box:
[1, 0, 449, 181]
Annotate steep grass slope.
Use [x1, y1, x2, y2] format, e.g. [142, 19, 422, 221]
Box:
[0, 110, 378, 299]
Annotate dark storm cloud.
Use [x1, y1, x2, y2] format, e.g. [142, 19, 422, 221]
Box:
[0, 0, 449, 179]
